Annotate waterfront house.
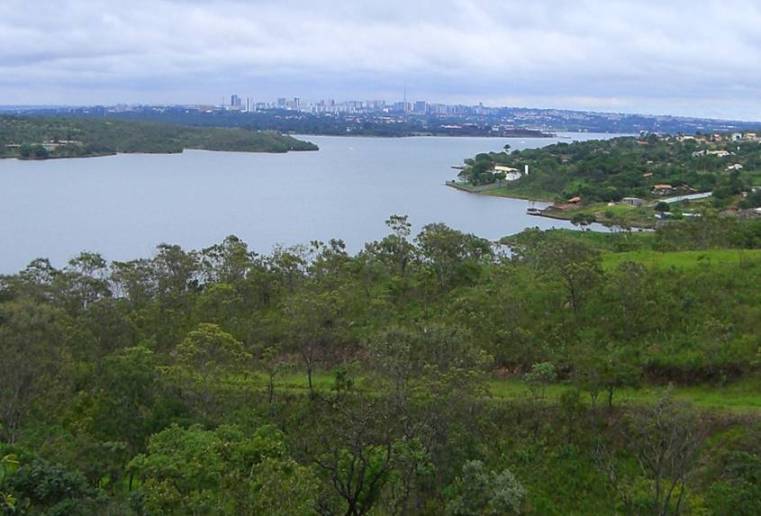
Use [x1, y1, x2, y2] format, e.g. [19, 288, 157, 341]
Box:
[493, 165, 522, 181]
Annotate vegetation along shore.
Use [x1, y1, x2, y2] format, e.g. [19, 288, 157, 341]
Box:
[451, 132, 761, 229]
[0, 116, 318, 160]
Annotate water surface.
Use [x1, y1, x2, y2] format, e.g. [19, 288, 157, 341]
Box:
[0, 133, 619, 272]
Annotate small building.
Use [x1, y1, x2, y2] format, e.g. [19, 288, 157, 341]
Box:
[726, 163, 744, 172]
[493, 165, 522, 181]
[567, 196, 582, 204]
[493, 165, 519, 173]
[621, 197, 644, 207]
[731, 133, 743, 142]
[652, 184, 674, 196]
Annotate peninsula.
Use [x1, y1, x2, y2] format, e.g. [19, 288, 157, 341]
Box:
[451, 133, 761, 228]
[0, 115, 318, 160]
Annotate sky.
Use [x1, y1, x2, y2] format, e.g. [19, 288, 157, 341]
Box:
[3, 0, 761, 120]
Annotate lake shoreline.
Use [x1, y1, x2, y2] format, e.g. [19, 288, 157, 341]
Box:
[446, 182, 657, 230]
[0, 145, 319, 161]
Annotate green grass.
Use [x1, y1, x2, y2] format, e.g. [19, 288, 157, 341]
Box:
[602, 248, 761, 270]
[487, 378, 761, 413]
[247, 371, 761, 414]
[481, 184, 555, 202]
[565, 202, 657, 228]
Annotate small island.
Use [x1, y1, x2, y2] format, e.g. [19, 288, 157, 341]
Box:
[0, 115, 318, 160]
[450, 133, 761, 228]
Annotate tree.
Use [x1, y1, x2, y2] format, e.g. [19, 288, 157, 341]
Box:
[168, 323, 251, 416]
[129, 424, 318, 515]
[627, 391, 704, 515]
[283, 289, 346, 395]
[3, 456, 102, 514]
[0, 301, 70, 443]
[0, 453, 19, 512]
[200, 235, 255, 285]
[90, 345, 162, 455]
[416, 223, 492, 290]
[523, 362, 557, 401]
[446, 460, 526, 515]
[512, 233, 603, 314]
[575, 345, 640, 409]
[310, 396, 397, 516]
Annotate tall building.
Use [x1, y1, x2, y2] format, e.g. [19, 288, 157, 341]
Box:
[413, 100, 428, 114]
[230, 94, 242, 108]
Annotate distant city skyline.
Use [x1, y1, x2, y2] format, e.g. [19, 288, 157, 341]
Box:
[3, 1, 761, 120]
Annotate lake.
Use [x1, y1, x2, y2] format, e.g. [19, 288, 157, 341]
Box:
[0, 133, 619, 273]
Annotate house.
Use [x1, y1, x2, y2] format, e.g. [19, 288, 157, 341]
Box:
[731, 133, 743, 142]
[642, 172, 653, 178]
[621, 197, 644, 207]
[493, 165, 522, 181]
[726, 163, 744, 172]
[652, 184, 674, 195]
[707, 150, 731, 158]
[567, 196, 582, 204]
[744, 132, 758, 141]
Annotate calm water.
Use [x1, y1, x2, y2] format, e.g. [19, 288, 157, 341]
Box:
[0, 133, 619, 273]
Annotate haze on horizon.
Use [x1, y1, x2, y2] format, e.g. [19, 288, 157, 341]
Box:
[3, 0, 761, 121]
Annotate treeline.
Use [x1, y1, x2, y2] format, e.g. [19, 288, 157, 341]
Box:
[461, 135, 761, 206]
[19, 109, 554, 138]
[1, 217, 761, 513]
[0, 116, 318, 159]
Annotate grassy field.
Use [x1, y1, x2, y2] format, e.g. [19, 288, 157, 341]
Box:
[481, 184, 555, 202]
[249, 371, 761, 414]
[602, 248, 761, 270]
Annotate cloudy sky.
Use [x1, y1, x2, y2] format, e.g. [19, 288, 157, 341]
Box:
[3, 0, 761, 119]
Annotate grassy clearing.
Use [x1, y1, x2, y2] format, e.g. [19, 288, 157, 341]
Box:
[487, 378, 761, 414]
[602, 248, 761, 270]
[539, 229, 656, 251]
[481, 184, 555, 202]
[250, 371, 761, 414]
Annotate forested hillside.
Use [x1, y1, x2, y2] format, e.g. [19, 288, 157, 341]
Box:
[0, 116, 318, 159]
[2, 216, 761, 514]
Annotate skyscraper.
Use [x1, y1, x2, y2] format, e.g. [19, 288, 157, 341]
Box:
[230, 94, 242, 108]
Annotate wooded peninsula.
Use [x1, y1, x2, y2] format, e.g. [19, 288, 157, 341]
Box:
[0, 116, 318, 159]
[2, 215, 761, 514]
[454, 132, 761, 228]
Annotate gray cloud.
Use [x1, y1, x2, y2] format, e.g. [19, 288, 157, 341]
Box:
[2, 0, 761, 119]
